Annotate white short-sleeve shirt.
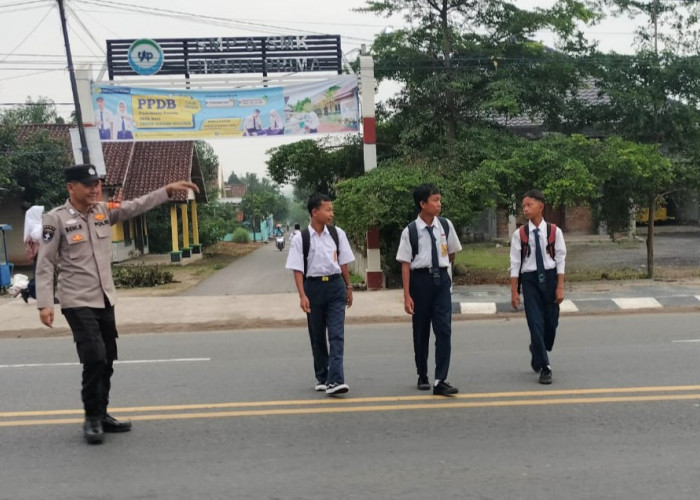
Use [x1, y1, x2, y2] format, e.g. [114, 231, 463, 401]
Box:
[509, 219, 567, 277]
[286, 225, 355, 277]
[396, 216, 462, 269]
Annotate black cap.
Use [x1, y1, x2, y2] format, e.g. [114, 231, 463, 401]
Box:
[523, 189, 545, 203]
[65, 164, 100, 184]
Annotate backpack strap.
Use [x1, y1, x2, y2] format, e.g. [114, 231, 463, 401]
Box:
[408, 221, 418, 261]
[301, 228, 310, 278]
[301, 225, 340, 279]
[517, 225, 529, 295]
[546, 223, 556, 259]
[408, 217, 450, 262]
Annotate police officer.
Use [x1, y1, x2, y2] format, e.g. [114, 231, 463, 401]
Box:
[396, 184, 462, 396]
[36, 164, 199, 444]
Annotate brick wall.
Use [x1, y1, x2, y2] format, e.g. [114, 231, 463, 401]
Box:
[564, 205, 593, 234]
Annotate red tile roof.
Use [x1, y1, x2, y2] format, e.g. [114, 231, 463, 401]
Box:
[17, 124, 207, 203]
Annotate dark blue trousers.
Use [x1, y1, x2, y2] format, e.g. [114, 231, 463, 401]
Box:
[521, 269, 560, 369]
[410, 269, 452, 382]
[304, 278, 347, 385]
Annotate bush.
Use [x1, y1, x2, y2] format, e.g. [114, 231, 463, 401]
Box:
[112, 265, 174, 288]
[231, 227, 250, 243]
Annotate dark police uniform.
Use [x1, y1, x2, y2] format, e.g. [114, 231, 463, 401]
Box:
[36, 165, 171, 431]
[396, 216, 462, 391]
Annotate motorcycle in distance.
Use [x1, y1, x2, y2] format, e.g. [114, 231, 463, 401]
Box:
[275, 235, 285, 251]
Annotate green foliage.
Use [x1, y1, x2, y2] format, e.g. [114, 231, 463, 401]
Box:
[239, 173, 288, 224]
[112, 265, 174, 288]
[196, 202, 243, 247]
[0, 97, 62, 126]
[231, 227, 250, 243]
[0, 125, 71, 208]
[334, 163, 465, 276]
[194, 141, 220, 200]
[266, 135, 364, 198]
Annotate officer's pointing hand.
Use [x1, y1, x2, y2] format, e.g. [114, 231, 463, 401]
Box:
[165, 181, 200, 196]
[39, 307, 54, 328]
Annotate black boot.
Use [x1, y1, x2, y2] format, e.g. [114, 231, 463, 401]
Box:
[101, 413, 132, 432]
[83, 417, 104, 444]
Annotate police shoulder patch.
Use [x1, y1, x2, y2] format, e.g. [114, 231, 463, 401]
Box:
[42, 225, 56, 244]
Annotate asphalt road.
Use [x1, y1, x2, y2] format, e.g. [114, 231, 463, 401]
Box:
[183, 238, 298, 296]
[2, 313, 700, 499]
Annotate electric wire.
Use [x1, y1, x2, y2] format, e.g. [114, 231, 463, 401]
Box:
[0, 3, 55, 64]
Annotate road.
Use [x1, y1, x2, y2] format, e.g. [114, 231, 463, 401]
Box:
[1, 313, 700, 499]
[183, 238, 298, 296]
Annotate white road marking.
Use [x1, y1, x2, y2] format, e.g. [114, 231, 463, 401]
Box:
[460, 302, 497, 315]
[559, 299, 578, 313]
[612, 297, 662, 310]
[671, 339, 700, 343]
[0, 358, 211, 369]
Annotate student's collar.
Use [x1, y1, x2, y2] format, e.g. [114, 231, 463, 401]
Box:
[308, 223, 328, 236]
[415, 215, 437, 230]
[528, 219, 546, 232]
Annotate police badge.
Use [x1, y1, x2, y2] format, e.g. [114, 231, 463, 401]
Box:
[42, 225, 55, 244]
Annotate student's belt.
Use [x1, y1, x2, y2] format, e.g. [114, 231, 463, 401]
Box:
[305, 274, 342, 282]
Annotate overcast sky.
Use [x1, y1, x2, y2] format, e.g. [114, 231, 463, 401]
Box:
[0, 0, 643, 185]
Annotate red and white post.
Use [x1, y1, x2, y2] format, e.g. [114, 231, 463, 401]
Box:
[360, 52, 383, 290]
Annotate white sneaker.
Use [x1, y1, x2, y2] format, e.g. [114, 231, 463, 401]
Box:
[314, 382, 328, 391]
[326, 383, 349, 395]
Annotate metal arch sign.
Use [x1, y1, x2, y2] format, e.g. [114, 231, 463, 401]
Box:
[127, 39, 164, 76]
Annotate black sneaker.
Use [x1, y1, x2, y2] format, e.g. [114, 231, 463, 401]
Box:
[20, 289, 29, 303]
[326, 383, 349, 395]
[433, 380, 458, 396]
[529, 344, 540, 373]
[417, 375, 430, 391]
[539, 367, 552, 385]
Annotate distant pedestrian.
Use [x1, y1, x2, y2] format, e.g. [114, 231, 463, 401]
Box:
[396, 184, 462, 396]
[36, 164, 199, 444]
[285, 193, 355, 396]
[510, 189, 567, 384]
[21, 205, 44, 303]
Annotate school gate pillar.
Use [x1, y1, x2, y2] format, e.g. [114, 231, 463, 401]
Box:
[169, 204, 181, 263]
[360, 53, 383, 290]
[180, 203, 191, 258]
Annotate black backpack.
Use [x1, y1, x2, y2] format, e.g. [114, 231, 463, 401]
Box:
[301, 225, 340, 278]
[408, 217, 450, 261]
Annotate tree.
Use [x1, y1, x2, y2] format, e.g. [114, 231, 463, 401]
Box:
[266, 135, 364, 198]
[226, 171, 242, 184]
[194, 141, 220, 201]
[239, 173, 288, 226]
[0, 97, 64, 126]
[596, 137, 673, 277]
[359, 0, 600, 142]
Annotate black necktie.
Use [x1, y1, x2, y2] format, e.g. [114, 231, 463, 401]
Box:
[533, 227, 546, 288]
[426, 226, 440, 282]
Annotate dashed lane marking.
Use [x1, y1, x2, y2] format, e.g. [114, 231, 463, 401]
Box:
[0, 358, 211, 369]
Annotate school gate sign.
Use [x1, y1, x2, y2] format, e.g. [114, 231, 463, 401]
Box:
[106, 35, 343, 79]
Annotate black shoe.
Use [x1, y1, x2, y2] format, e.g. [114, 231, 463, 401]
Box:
[539, 367, 552, 385]
[433, 380, 458, 396]
[20, 289, 29, 303]
[83, 417, 104, 444]
[417, 375, 430, 391]
[529, 344, 540, 373]
[101, 413, 132, 433]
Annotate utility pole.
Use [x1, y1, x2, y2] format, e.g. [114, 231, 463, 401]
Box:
[57, 0, 90, 164]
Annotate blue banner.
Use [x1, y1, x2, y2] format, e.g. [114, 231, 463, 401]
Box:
[91, 76, 359, 141]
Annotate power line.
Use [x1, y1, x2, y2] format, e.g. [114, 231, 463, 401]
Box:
[0, 3, 55, 64]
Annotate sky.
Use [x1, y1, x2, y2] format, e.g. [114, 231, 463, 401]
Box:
[0, 0, 646, 186]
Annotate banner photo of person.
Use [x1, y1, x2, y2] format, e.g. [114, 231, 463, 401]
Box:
[91, 76, 359, 141]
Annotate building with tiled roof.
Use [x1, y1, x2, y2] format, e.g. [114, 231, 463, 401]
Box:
[4, 124, 207, 263]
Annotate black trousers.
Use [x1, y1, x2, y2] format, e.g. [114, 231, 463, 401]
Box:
[410, 269, 452, 382]
[304, 277, 347, 385]
[62, 300, 118, 418]
[521, 269, 560, 369]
